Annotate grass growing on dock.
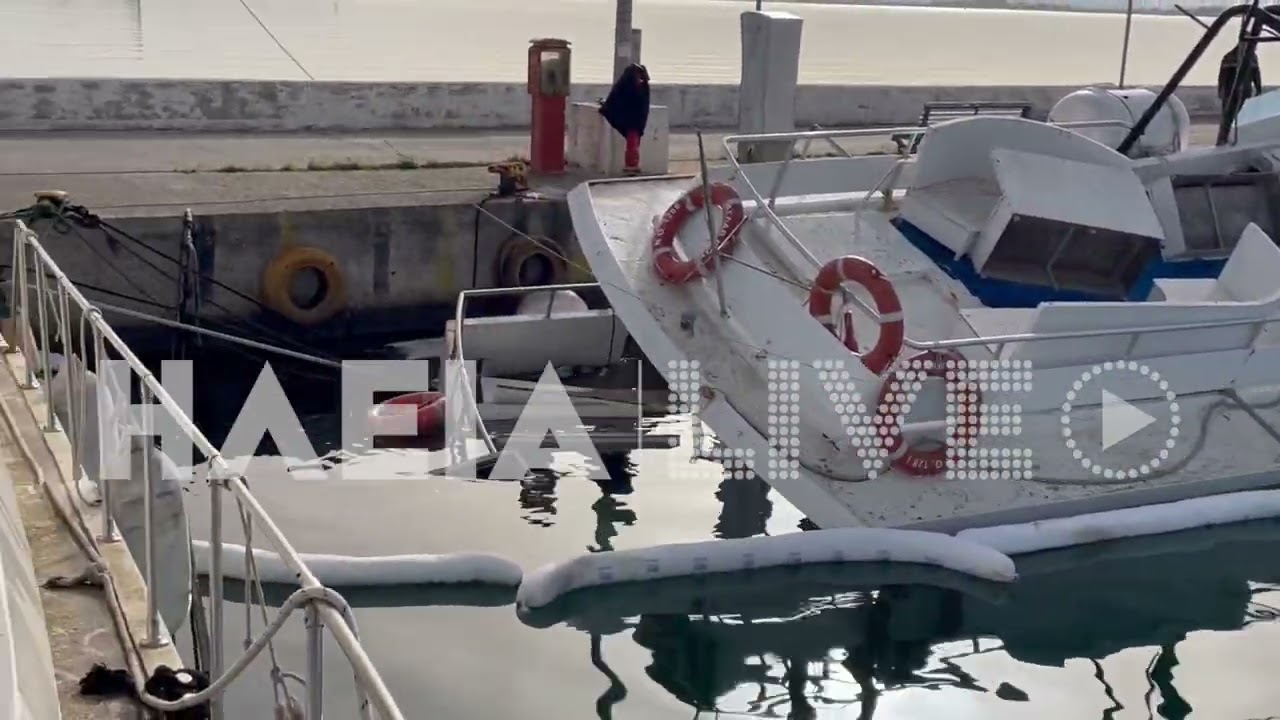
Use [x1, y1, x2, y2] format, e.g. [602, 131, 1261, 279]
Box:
[194, 155, 529, 174]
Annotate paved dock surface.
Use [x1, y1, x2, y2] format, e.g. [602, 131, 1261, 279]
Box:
[0, 123, 1222, 215]
[0, 365, 133, 718]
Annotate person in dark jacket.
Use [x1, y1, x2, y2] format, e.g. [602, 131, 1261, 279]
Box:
[1219, 45, 1263, 112]
[599, 63, 651, 175]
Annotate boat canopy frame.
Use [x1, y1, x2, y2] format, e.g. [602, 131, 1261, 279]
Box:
[1120, 2, 1280, 154]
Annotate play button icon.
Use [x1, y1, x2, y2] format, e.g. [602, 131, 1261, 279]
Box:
[1060, 360, 1183, 480]
[1100, 389, 1155, 450]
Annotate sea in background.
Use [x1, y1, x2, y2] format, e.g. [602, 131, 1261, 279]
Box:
[0, 0, 1276, 85]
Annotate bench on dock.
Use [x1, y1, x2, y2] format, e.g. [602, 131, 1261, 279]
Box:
[892, 101, 1034, 154]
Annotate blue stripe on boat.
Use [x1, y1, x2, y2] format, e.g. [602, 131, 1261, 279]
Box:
[890, 217, 1227, 308]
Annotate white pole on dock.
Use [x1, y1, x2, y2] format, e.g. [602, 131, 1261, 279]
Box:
[613, 0, 634, 80]
[1119, 0, 1135, 87]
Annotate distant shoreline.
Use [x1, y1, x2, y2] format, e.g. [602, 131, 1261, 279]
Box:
[747, 0, 1229, 16]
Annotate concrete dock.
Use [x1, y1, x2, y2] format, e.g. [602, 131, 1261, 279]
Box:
[0, 121, 1227, 352]
[0, 334, 184, 718]
[0, 123, 1224, 211]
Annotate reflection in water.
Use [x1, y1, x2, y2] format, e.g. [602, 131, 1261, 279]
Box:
[523, 520, 1280, 719]
[590, 454, 638, 553]
[590, 633, 628, 720]
[714, 472, 773, 540]
[1150, 643, 1191, 720]
[518, 477, 558, 527]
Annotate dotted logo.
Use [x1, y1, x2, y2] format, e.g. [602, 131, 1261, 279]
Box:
[665, 359, 755, 481]
[821, 355, 1033, 481]
[766, 359, 801, 483]
[1061, 360, 1180, 480]
[667, 355, 1038, 482]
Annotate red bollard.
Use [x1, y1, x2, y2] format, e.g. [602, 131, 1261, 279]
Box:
[527, 39, 571, 174]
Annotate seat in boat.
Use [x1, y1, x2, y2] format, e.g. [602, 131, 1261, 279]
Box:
[456, 305, 630, 377]
[960, 222, 1280, 369]
[897, 116, 1166, 301]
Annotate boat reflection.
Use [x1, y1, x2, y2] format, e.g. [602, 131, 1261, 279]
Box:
[523, 519, 1280, 719]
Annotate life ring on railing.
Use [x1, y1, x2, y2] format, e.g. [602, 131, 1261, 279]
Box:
[496, 236, 568, 287]
[260, 246, 347, 326]
[874, 349, 982, 477]
[369, 391, 446, 437]
[808, 256, 905, 376]
[651, 183, 744, 284]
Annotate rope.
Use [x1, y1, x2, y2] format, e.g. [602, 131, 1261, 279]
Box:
[235, 0, 315, 81]
[0, 338, 367, 714]
[23, 200, 340, 361]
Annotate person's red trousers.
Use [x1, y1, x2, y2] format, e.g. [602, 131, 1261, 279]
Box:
[624, 131, 642, 172]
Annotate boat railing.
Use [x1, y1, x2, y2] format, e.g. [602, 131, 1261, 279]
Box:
[7, 221, 406, 719]
[712, 119, 1280, 363]
[447, 282, 605, 462]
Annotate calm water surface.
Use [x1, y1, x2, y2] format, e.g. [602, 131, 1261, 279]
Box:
[160, 351, 1280, 719]
[2, 0, 1278, 85]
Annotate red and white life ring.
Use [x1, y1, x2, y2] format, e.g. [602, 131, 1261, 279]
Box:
[808, 256, 905, 376]
[651, 182, 744, 284]
[874, 349, 982, 477]
[369, 391, 446, 437]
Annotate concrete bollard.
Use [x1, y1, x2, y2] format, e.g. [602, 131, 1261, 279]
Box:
[738, 11, 803, 164]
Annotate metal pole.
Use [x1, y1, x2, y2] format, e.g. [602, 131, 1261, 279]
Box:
[612, 0, 634, 79]
[33, 256, 53, 429]
[306, 603, 325, 719]
[140, 385, 170, 648]
[696, 130, 730, 318]
[57, 285, 79, 482]
[6, 228, 19, 359]
[1119, 0, 1135, 87]
[94, 324, 116, 543]
[209, 469, 224, 720]
[631, 28, 642, 66]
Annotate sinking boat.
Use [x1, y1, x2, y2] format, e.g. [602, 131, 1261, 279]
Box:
[567, 7, 1280, 537]
[381, 286, 676, 467]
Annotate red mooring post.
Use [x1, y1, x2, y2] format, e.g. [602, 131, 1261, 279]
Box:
[528, 38, 571, 174]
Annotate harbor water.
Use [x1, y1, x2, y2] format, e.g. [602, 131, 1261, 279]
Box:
[168, 349, 1280, 718]
[1, 0, 1278, 85]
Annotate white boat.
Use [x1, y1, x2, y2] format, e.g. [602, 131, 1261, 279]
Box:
[566, 34, 1280, 535]
[399, 286, 677, 469]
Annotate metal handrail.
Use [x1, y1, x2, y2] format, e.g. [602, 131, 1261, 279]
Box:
[714, 118, 1231, 357]
[8, 221, 405, 719]
[448, 282, 605, 460]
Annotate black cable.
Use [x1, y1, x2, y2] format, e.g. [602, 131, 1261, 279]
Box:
[90, 219, 341, 360]
[43, 211, 339, 361]
[0, 263, 172, 310]
[96, 217, 291, 319]
[65, 224, 164, 305]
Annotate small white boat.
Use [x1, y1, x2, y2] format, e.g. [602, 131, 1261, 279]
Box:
[395, 286, 676, 468]
[567, 33, 1280, 536]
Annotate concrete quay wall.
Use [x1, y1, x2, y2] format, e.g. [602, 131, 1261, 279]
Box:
[2, 197, 590, 347]
[0, 78, 1223, 132]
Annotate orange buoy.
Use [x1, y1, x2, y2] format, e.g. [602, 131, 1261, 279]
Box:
[874, 349, 982, 477]
[651, 182, 744, 284]
[808, 255, 905, 376]
[369, 391, 446, 437]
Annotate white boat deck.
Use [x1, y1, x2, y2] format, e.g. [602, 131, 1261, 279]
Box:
[569, 116, 1280, 531]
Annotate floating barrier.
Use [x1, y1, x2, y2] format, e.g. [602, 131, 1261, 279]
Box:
[959, 489, 1280, 555]
[192, 540, 523, 587]
[515, 527, 1017, 610]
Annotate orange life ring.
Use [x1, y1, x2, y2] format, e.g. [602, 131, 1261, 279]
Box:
[808, 256, 905, 376]
[874, 349, 982, 477]
[369, 391, 446, 437]
[651, 183, 744, 284]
